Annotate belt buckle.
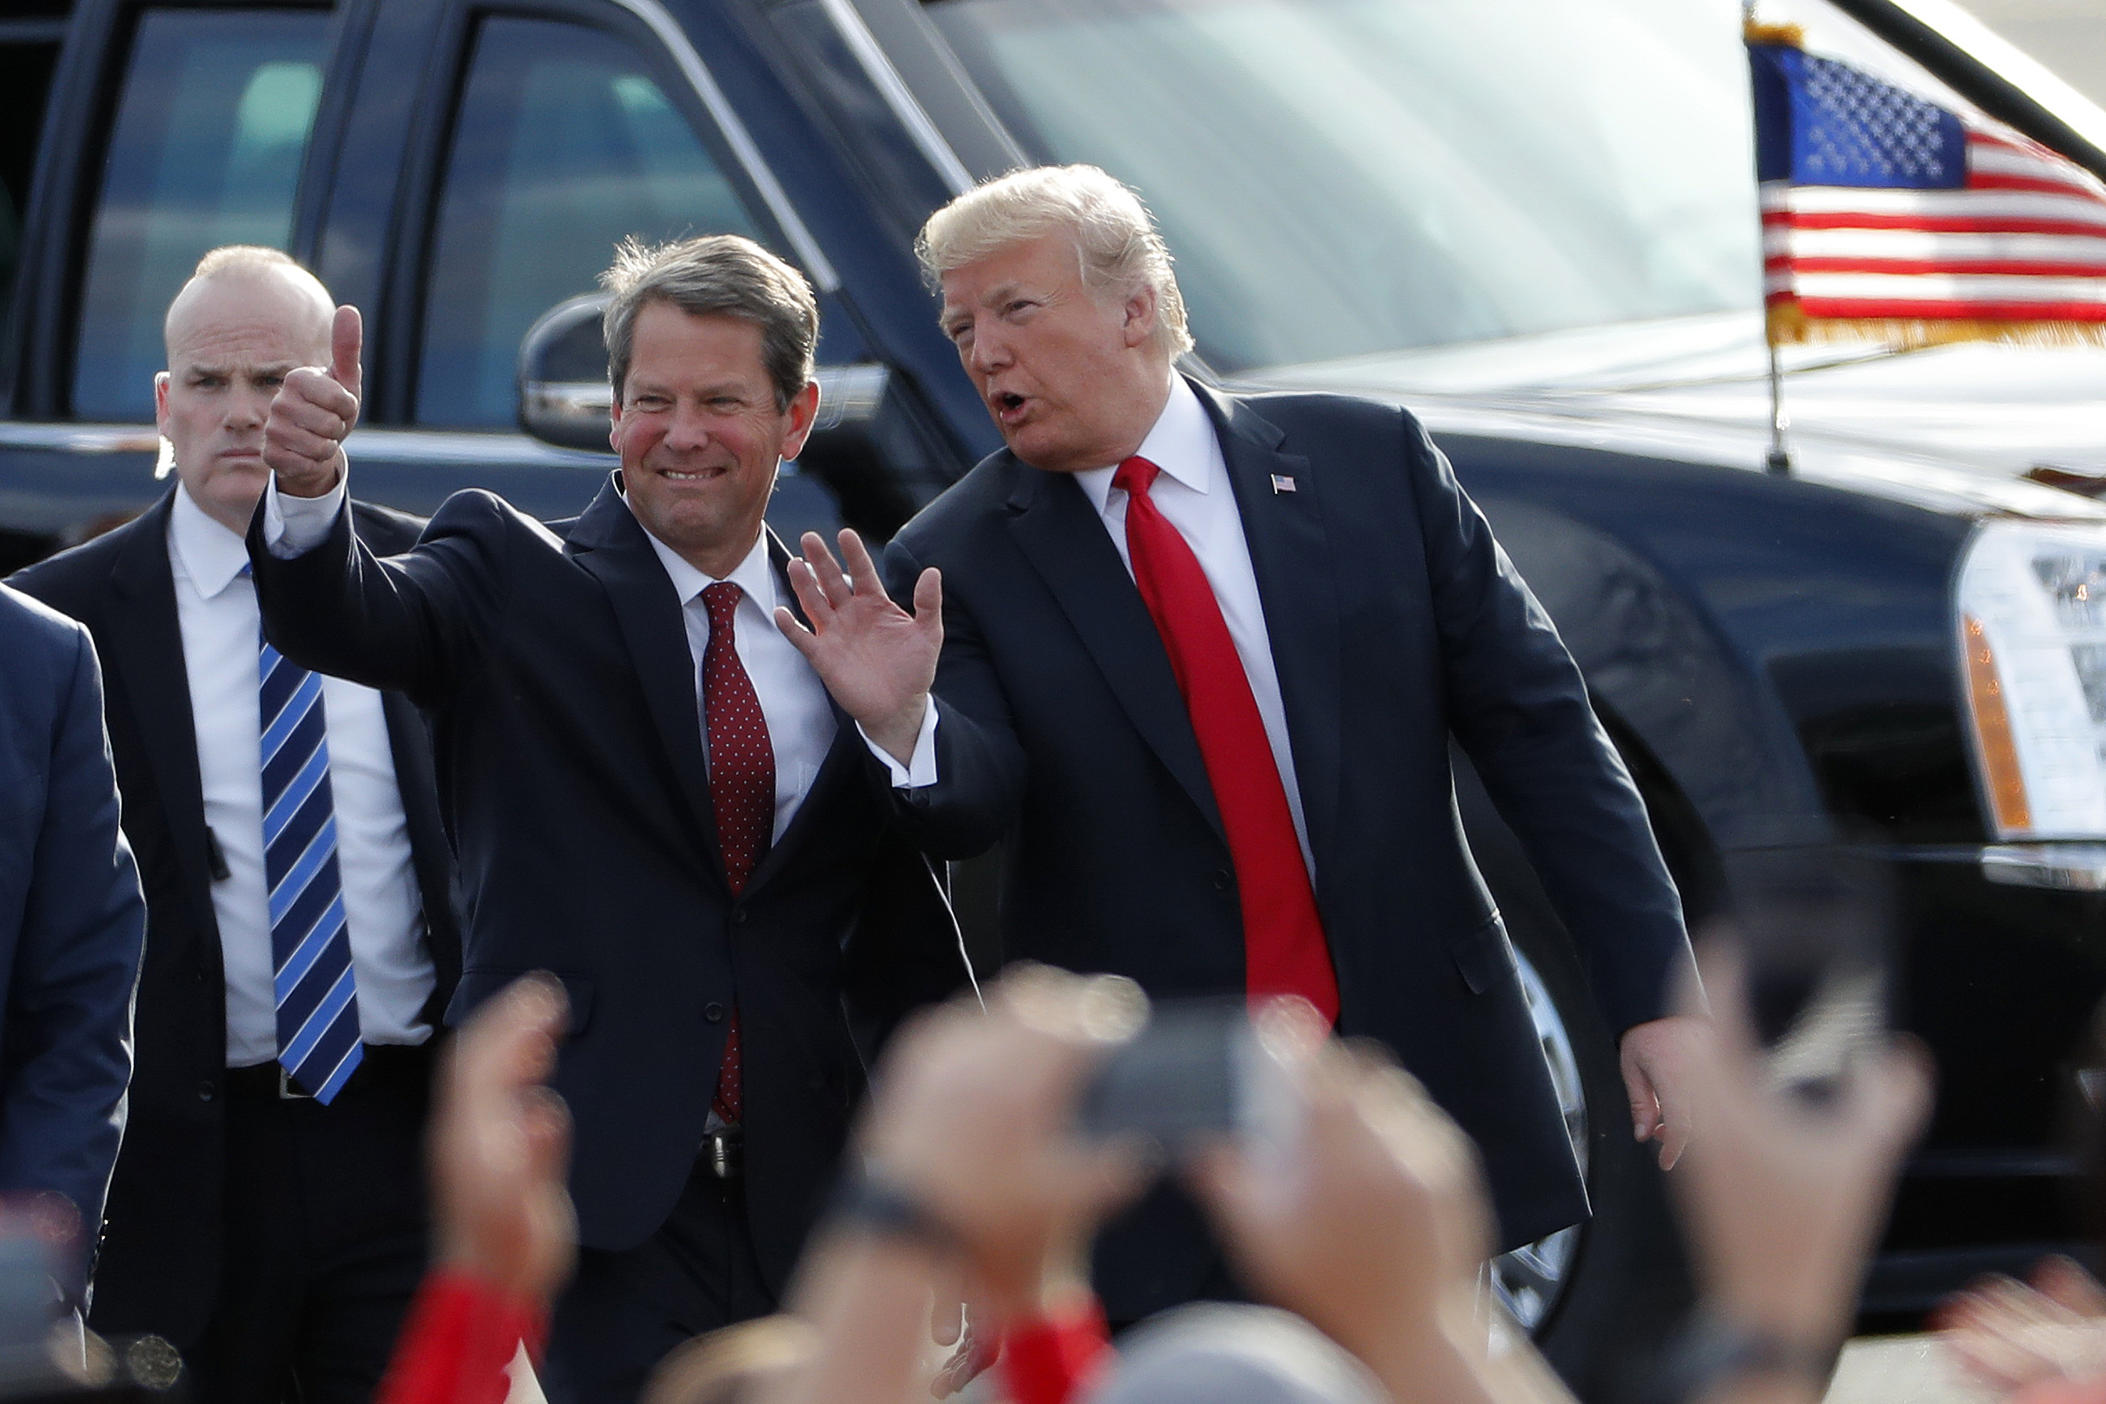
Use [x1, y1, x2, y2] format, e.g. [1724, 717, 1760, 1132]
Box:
[277, 1066, 315, 1101]
[703, 1127, 743, 1179]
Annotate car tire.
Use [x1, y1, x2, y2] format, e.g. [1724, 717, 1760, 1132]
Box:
[1458, 760, 1695, 1401]
[1499, 894, 1692, 1399]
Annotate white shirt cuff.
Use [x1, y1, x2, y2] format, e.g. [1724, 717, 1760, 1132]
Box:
[263, 470, 348, 558]
[857, 698, 940, 788]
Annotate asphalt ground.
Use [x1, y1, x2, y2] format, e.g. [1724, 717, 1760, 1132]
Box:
[1829, 1334, 1989, 1404]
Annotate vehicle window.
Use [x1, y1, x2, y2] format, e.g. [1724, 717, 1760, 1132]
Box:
[932, 0, 1762, 373]
[70, 9, 327, 421]
[930, 0, 1769, 376]
[928, 0, 2061, 377]
[0, 22, 62, 399]
[415, 17, 763, 428]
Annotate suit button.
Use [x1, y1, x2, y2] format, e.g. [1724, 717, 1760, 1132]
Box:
[732, 908, 749, 926]
[1212, 869, 1232, 892]
[704, 1002, 726, 1023]
[196, 1080, 216, 1102]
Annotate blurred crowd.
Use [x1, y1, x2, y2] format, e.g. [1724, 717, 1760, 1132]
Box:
[396, 951, 1930, 1404]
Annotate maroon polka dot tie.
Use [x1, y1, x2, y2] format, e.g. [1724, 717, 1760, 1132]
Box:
[702, 581, 773, 1123]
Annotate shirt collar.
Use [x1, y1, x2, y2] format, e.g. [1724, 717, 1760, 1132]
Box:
[1073, 374, 1215, 515]
[168, 481, 255, 598]
[627, 499, 778, 613]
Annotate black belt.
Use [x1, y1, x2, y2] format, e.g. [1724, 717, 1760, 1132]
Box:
[224, 1042, 435, 1101]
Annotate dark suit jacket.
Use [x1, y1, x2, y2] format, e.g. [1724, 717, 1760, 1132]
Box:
[10, 490, 461, 1346]
[244, 478, 964, 1290]
[883, 380, 1697, 1318]
[0, 585, 145, 1303]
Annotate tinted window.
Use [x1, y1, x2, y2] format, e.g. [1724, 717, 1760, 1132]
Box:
[0, 24, 62, 396]
[72, 10, 326, 420]
[931, 0, 1760, 371]
[415, 17, 762, 428]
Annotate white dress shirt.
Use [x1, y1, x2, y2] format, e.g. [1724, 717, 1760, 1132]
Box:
[266, 471, 936, 839]
[171, 484, 434, 1065]
[635, 504, 940, 820]
[1070, 375, 1316, 879]
[639, 526, 841, 840]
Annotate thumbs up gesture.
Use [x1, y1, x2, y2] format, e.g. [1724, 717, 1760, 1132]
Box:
[264, 305, 363, 497]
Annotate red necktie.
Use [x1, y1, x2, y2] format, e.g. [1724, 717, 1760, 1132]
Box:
[701, 581, 774, 1122]
[1114, 456, 1338, 1023]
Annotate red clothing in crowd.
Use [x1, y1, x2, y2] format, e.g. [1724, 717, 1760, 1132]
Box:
[370, 1267, 1111, 1404]
[373, 1270, 546, 1404]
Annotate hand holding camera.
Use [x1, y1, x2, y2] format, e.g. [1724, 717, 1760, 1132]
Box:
[852, 966, 1158, 1321]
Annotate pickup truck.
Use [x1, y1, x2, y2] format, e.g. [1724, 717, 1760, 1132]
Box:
[4, 0, 2104, 1391]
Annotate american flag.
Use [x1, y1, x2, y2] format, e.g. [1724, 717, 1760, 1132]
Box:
[1748, 23, 2106, 345]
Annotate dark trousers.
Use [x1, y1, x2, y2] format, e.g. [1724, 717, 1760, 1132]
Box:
[541, 1161, 776, 1404]
[188, 1049, 432, 1404]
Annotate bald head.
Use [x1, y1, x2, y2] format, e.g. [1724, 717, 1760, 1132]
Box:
[156, 247, 338, 533]
[162, 246, 334, 358]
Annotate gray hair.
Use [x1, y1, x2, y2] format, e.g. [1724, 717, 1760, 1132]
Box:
[599, 235, 818, 410]
[916, 165, 1194, 359]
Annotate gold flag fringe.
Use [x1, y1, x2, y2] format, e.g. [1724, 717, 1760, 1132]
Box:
[1768, 301, 2106, 349]
[1744, 21, 1804, 46]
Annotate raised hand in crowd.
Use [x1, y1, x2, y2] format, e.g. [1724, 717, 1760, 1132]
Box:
[1938, 1257, 2106, 1400]
[1191, 1018, 1574, 1404]
[373, 975, 573, 1404]
[1659, 944, 1933, 1404]
[761, 968, 1576, 1404]
[427, 973, 575, 1309]
[757, 965, 1152, 1404]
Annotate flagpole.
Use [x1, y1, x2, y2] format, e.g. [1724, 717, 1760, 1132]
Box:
[1766, 338, 1791, 475]
[1747, 0, 1793, 475]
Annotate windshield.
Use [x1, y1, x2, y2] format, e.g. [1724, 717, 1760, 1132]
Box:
[928, 0, 1766, 373]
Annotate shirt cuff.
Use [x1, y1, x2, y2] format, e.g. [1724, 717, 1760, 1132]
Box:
[856, 698, 940, 788]
[263, 470, 349, 558]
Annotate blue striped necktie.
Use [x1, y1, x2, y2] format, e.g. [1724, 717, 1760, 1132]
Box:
[256, 601, 363, 1102]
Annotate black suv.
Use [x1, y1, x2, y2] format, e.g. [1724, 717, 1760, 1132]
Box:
[6, 0, 2106, 1387]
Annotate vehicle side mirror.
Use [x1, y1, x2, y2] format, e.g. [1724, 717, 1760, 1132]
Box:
[518, 294, 615, 452]
[517, 292, 894, 452]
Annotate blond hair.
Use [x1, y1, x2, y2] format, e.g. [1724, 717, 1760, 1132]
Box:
[916, 165, 1194, 358]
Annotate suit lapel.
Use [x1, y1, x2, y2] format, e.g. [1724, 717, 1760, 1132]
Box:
[748, 725, 864, 893]
[566, 479, 726, 885]
[105, 493, 222, 948]
[1199, 382, 1345, 874]
[742, 530, 848, 893]
[1006, 464, 1224, 840]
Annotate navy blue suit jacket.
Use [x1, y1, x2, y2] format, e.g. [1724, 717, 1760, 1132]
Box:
[0, 583, 145, 1299]
[10, 489, 460, 1345]
[246, 479, 967, 1290]
[884, 380, 1695, 1318]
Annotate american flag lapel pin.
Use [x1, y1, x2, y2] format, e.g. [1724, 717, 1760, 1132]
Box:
[1270, 473, 1297, 494]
